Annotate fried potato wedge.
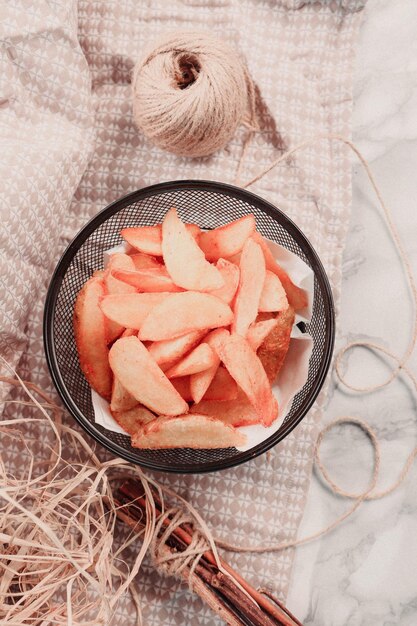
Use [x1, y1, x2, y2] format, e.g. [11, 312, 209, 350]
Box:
[190, 396, 260, 428]
[148, 330, 205, 365]
[198, 215, 256, 262]
[252, 232, 308, 310]
[100, 292, 171, 329]
[104, 253, 137, 342]
[129, 252, 162, 271]
[171, 376, 193, 402]
[112, 268, 182, 293]
[185, 223, 202, 240]
[131, 413, 246, 449]
[259, 270, 288, 313]
[232, 238, 265, 336]
[121, 225, 163, 256]
[208, 259, 240, 305]
[73, 276, 112, 400]
[189, 328, 229, 403]
[257, 307, 295, 383]
[122, 223, 201, 256]
[109, 336, 188, 415]
[138, 292, 233, 341]
[111, 404, 156, 435]
[105, 253, 136, 294]
[214, 334, 278, 426]
[202, 365, 238, 401]
[165, 343, 217, 378]
[247, 318, 278, 351]
[162, 207, 223, 291]
[110, 377, 138, 413]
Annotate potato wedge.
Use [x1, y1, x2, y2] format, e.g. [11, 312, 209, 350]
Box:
[121, 328, 137, 338]
[104, 253, 137, 343]
[198, 215, 256, 262]
[190, 395, 260, 427]
[165, 343, 217, 378]
[189, 328, 229, 403]
[109, 336, 188, 415]
[162, 207, 223, 291]
[104, 316, 125, 346]
[190, 363, 219, 404]
[111, 404, 156, 435]
[232, 238, 265, 336]
[257, 307, 295, 383]
[259, 270, 288, 313]
[159, 359, 179, 373]
[202, 366, 238, 401]
[226, 252, 241, 266]
[252, 232, 308, 311]
[73, 276, 112, 400]
[122, 223, 201, 256]
[131, 413, 246, 449]
[171, 376, 193, 402]
[129, 252, 162, 271]
[214, 334, 278, 426]
[148, 330, 205, 365]
[112, 268, 182, 293]
[247, 318, 278, 351]
[100, 292, 171, 330]
[138, 292, 233, 341]
[105, 253, 136, 294]
[121, 225, 163, 256]
[208, 259, 240, 305]
[110, 377, 138, 413]
[186, 223, 202, 239]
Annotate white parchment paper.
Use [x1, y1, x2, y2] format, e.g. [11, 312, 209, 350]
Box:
[93, 239, 314, 451]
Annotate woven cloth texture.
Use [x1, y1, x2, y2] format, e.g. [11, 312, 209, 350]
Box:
[0, 0, 365, 623]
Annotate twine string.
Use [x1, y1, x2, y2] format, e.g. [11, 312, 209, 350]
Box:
[214, 134, 417, 553]
[0, 370, 255, 620]
[151, 508, 209, 582]
[132, 32, 255, 159]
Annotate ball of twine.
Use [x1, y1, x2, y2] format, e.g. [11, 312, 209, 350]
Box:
[132, 32, 256, 158]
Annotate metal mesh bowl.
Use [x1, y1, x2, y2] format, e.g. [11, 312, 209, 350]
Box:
[44, 180, 335, 473]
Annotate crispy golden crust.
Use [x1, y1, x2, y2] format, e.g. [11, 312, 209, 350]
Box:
[256, 306, 295, 383]
[111, 405, 156, 436]
[73, 276, 112, 401]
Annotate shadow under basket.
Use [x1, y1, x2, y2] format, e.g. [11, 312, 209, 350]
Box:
[44, 180, 335, 474]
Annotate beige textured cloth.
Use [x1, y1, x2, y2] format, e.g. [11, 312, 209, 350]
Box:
[1, 0, 365, 623]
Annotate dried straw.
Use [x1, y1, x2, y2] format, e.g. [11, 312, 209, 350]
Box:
[0, 361, 245, 625]
[0, 362, 160, 625]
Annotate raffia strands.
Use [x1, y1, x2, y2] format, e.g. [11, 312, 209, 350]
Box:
[0, 363, 238, 626]
[0, 365, 155, 626]
[217, 135, 417, 554]
[132, 32, 257, 158]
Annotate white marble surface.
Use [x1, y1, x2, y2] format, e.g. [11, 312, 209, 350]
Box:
[287, 1, 417, 624]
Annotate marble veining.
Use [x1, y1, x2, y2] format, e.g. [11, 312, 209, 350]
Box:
[287, 0, 417, 624]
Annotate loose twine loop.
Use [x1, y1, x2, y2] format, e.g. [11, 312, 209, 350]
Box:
[214, 133, 417, 554]
[151, 508, 209, 584]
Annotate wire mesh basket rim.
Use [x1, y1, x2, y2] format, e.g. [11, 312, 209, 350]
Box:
[43, 179, 335, 474]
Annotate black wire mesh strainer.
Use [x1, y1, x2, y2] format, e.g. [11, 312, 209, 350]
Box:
[44, 180, 335, 473]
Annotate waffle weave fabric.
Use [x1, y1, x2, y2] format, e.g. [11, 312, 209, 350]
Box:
[0, 1, 365, 623]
